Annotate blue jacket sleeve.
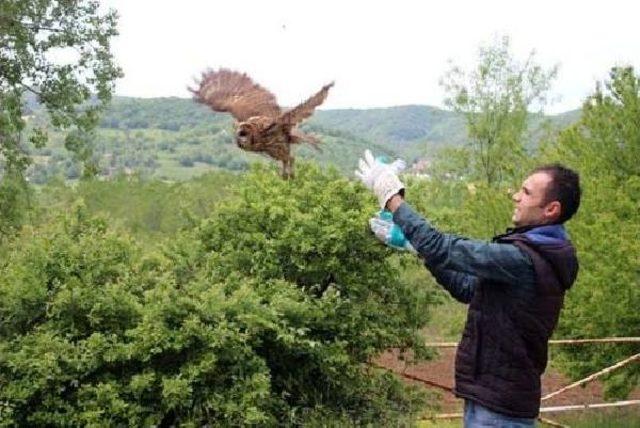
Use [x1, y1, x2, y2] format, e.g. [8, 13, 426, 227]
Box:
[428, 265, 478, 304]
[393, 202, 534, 287]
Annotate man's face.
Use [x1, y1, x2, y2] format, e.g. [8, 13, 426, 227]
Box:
[512, 172, 558, 227]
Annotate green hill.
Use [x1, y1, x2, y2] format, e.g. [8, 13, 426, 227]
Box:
[311, 105, 467, 145]
[23, 96, 581, 183]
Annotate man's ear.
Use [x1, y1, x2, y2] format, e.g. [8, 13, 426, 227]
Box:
[545, 201, 562, 222]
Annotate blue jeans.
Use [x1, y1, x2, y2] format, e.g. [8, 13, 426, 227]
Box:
[464, 400, 536, 427]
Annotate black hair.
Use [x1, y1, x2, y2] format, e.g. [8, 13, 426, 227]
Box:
[532, 164, 581, 224]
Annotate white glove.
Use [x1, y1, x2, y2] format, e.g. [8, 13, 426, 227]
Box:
[369, 210, 416, 253]
[355, 150, 406, 209]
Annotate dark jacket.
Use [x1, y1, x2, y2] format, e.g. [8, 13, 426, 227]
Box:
[393, 203, 578, 418]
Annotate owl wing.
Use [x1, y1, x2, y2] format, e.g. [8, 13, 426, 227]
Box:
[278, 82, 334, 126]
[190, 69, 281, 121]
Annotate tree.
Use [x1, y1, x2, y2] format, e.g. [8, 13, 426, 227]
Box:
[440, 35, 557, 186]
[548, 66, 640, 180]
[0, 0, 121, 175]
[541, 67, 640, 398]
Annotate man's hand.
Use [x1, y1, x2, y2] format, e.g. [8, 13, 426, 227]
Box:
[385, 194, 404, 213]
[355, 150, 405, 209]
[369, 210, 416, 253]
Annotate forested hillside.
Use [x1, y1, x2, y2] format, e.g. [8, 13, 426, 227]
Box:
[22, 96, 580, 183]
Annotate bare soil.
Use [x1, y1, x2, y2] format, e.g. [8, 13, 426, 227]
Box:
[375, 348, 640, 414]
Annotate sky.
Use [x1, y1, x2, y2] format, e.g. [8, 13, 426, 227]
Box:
[100, 0, 640, 114]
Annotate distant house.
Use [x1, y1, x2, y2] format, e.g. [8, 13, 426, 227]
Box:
[411, 158, 430, 173]
[407, 159, 431, 180]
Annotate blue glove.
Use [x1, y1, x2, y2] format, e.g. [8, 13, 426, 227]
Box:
[369, 210, 416, 253]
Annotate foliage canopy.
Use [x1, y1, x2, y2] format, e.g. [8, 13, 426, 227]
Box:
[0, 164, 434, 425]
[441, 35, 557, 186]
[0, 0, 121, 174]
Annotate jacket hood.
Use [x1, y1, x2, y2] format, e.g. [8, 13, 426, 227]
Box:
[523, 224, 569, 245]
[498, 224, 578, 290]
[524, 224, 578, 290]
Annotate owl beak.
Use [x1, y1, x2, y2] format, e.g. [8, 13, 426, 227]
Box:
[237, 131, 249, 147]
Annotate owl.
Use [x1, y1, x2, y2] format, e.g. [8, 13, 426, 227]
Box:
[190, 68, 333, 178]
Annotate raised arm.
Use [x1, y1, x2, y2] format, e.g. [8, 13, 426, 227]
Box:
[393, 202, 533, 287]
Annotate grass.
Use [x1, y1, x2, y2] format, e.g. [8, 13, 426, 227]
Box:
[551, 408, 640, 427]
[153, 158, 217, 181]
[418, 418, 460, 427]
[422, 297, 467, 342]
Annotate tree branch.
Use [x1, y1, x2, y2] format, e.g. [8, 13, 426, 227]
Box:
[0, 15, 65, 33]
[20, 83, 42, 97]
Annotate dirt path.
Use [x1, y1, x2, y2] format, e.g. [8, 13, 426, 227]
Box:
[375, 348, 640, 414]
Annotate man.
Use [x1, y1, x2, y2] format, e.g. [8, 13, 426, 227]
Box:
[356, 151, 581, 427]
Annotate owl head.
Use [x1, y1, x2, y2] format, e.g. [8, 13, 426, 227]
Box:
[235, 122, 255, 149]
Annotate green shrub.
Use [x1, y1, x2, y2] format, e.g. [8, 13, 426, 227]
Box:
[0, 164, 433, 426]
[0, 173, 32, 242]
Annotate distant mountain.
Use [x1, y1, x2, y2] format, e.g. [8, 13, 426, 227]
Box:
[310, 105, 467, 145]
[304, 105, 468, 162]
[99, 96, 230, 131]
[24, 96, 581, 183]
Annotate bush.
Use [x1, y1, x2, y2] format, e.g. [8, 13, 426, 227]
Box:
[0, 164, 433, 425]
[0, 173, 32, 241]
